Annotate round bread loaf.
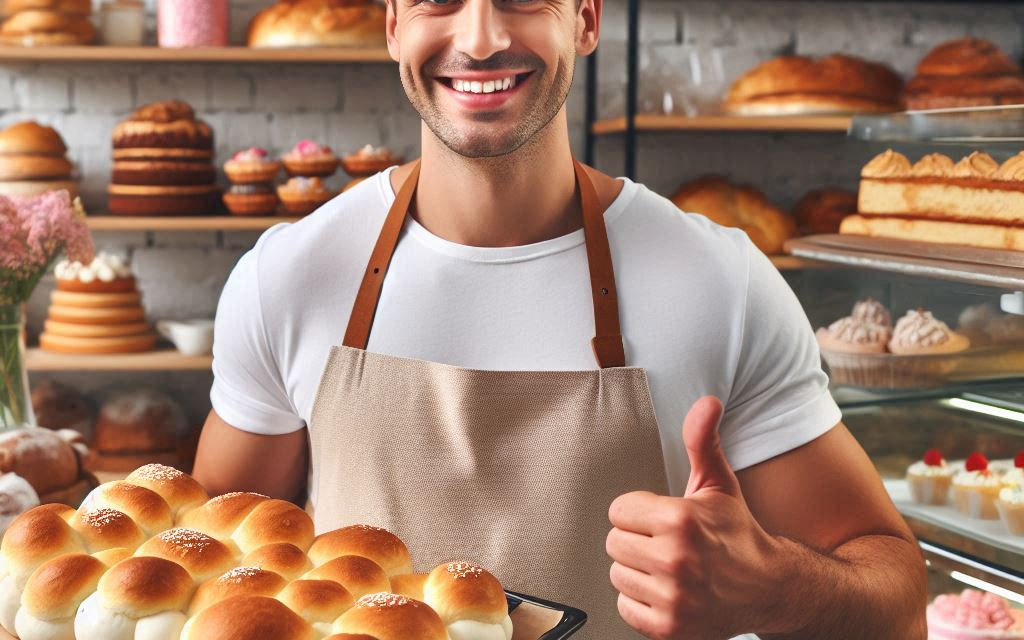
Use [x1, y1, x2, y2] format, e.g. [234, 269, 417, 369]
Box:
[916, 37, 1021, 77]
[247, 0, 385, 48]
[304, 555, 390, 599]
[93, 389, 188, 464]
[176, 491, 270, 537]
[134, 528, 235, 582]
[333, 593, 448, 640]
[389, 573, 427, 600]
[80, 481, 173, 536]
[0, 429, 80, 498]
[0, 121, 67, 156]
[241, 542, 313, 580]
[188, 566, 287, 616]
[68, 508, 146, 554]
[308, 524, 412, 576]
[15, 553, 106, 640]
[125, 464, 208, 520]
[181, 595, 315, 640]
[230, 499, 315, 555]
[276, 579, 354, 631]
[4, 0, 93, 15]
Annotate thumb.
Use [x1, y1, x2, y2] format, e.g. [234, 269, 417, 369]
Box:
[683, 396, 740, 498]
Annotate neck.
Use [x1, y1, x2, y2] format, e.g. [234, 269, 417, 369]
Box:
[411, 109, 581, 248]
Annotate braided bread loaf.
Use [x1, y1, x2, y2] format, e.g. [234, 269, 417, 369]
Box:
[0, 464, 513, 640]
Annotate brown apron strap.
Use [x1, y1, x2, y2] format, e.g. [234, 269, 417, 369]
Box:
[343, 158, 626, 369]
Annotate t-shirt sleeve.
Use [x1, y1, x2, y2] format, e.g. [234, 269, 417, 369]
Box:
[209, 235, 306, 436]
[719, 240, 842, 471]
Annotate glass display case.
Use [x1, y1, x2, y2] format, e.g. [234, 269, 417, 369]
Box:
[786, 106, 1024, 606]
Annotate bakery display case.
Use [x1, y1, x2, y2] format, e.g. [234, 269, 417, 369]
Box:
[785, 105, 1024, 612]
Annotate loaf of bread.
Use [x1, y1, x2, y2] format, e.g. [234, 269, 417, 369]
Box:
[247, 0, 385, 48]
[0, 464, 513, 640]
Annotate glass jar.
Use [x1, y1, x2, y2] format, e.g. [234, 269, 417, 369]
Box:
[0, 303, 35, 431]
[158, 0, 228, 48]
[100, 0, 145, 46]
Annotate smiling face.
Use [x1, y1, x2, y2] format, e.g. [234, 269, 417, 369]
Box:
[387, 0, 599, 158]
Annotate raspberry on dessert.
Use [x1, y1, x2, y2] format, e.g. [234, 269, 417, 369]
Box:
[965, 452, 989, 473]
[923, 449, 945, 466]
[1015, 451, 1024, 469]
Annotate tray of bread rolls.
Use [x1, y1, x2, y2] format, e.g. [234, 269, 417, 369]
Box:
[0, 464, 586, 640]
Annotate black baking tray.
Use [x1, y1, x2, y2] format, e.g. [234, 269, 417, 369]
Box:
[505, 590, 587, 639]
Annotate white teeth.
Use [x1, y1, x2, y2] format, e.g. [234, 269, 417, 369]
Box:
[449, 74, 519, 94]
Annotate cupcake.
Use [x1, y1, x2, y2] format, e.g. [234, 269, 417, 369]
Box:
[341, 144, 403, 177]
[815, 312, 891, 386]
[953, 452, 1003, 520]
[850, 297, 892, 329]
[889, 309, 970, 355]
[906, 449, 956, 506]
[282, 139, 339, 178]
[277, 176, 333, 216]
[223, 147, 281, 184]
[998, 485, 1024, 536]
[223, 184, 279, 216]
[1001, 452, 1024, 488]
[927, 590, 1024, 639]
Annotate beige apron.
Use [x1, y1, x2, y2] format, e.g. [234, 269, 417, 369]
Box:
[308, 158, 669, 639]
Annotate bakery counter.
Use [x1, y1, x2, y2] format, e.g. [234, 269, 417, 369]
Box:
[25, 347, 212, 371]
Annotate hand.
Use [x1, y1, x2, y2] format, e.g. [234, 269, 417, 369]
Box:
[606, 396, 784, 640]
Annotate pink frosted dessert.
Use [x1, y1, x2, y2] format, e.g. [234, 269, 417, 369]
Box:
[928, 590, 1024, 639]
[282, 139, 339, 178]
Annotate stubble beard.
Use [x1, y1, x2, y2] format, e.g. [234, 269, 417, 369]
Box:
[400, 55, 575, 160]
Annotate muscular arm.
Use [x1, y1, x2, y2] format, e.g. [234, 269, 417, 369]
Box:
[192, 409, 309, 502]
[741, 422, 928, 640]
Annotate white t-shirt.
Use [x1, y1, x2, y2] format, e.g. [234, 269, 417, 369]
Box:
[211, 167, 841, 500]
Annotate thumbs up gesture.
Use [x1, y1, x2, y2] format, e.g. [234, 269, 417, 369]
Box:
[606, 397, 783, 640]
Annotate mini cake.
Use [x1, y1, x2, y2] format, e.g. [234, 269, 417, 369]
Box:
[108, 100, 219, 216]
[341, 144, 403, 177]
[906, 449, 956, 506]
[223, 147, 281, 184]
[927, 590, 1024, 639]
[282, 139, 338, 178]
[888, 309, 969, 356]
[998, 484, 1024, 536]
[41, 253, 157, 354]
[223, 184, 279, 217]
[816, 316, 890, 354]
[277, 176, 332, 216]
[953, 452, 1003, 520]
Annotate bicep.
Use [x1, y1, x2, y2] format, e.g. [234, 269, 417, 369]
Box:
[737, 422, 914, 553]
[192, 409, 308, 502]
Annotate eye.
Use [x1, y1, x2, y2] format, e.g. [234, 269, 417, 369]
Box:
[415, 0, 459, 5]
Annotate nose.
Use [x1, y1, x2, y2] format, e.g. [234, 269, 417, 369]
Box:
[451, 0, 512, 61]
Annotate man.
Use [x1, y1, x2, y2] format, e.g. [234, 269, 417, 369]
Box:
[194, 0, 928, 638]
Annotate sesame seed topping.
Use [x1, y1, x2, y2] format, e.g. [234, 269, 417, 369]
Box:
[358, 593, 412, 608]
[218, 566, 263, 583]
[158, 528, 216, 551]
[80, 508, 128, 528]
[133, 464, 184, 483]
[447, 561, 484, 579]
[209, 492, 269, 505]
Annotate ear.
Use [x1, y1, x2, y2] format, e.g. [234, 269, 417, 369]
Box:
[386, 0, 401, 63]
[575, 0, 601, 57]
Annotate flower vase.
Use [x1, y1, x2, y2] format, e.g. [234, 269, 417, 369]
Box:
[0, 303, 35, 431]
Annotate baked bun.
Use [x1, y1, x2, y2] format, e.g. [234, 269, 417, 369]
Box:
[671, 176, 796, 255]
[793, 187, 858, 235]
[333, 593, 448, 640]
[241, 542, 313, 581]
[389, 573, 427, 600]
[247, 0, 386, 48]
[181, 595, 315, 640]
[277, 579, 355, 634]
[229, 499, 315, 555]
[74, 556, 192, 640]
[725, 54, 902, 115]
[176, 491, 271, 538]
[80, 481, 174, 536]
[4, 0, 93, 16]
[15, 552, 106, 640]
[68, 507, 147, 554]
[0, 121, 67, 156]
[308, 524, 412, 576]
[0, 9, 95, 45]
[188, 566, 288, 616]
[134, 528, 236, 582]
[0, 428, 80, 497]
[905, 38, 1024, 109]
[304, 555, 390, 599]
[124, 464, 208, 520]
[423, 561, 511, 640]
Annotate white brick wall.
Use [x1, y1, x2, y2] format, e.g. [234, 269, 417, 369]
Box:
[5, 0, 1023, 425]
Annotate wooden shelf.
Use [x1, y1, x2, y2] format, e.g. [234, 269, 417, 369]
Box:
[86, 216, 300, 231]
[26, 348, 212, 372]
[0, 45, 394, 64]
[593, 114, 853, 135]
[786, 234, 1024, 289]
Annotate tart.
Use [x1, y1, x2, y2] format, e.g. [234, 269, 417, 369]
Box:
[223, 183, 279, 216]
[906, 449, 955, 506]
[953, 453, 1003, 520]
[223, 147, 281, 184]
[341, 144, 403, 177]
[282, 139, 339, 178]
[277, 176, 333, 216]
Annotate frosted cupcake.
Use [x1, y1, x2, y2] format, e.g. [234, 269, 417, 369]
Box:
[851, 297, 892, 330]
[888, 309, 970, 355]
[815, 310, 891, 386]
[906, 449, 956, 506]
[998, 485, 1024, 536]
[1002, 452, 1024, 488]
[954, 453, 1004, 520]
[927, 590, 1024, 639]
[282, 139, 339, 178]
